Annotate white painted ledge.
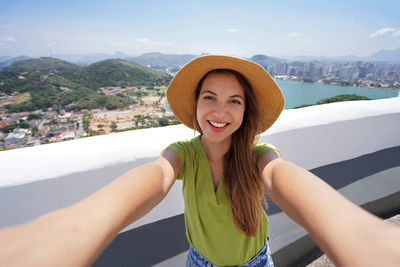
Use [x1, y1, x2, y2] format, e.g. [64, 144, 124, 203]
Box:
[1, 97, 399, 188]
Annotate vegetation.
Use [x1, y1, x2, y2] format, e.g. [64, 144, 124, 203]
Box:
[82, 112, 91, 132]
[0, 123, 17, 133]
[157, 118, 169, 126]
[0, 57, 173, 112]
[84, 59, 171, 88]
[110, 122, 118, 131]
[27, 113, 43, 120]
[9, 57, 78, 70]
[0, 120, 29, 133]
[116, 125, 153, 132]
[116, 117, 180, 133]
[294, 94, 371, 109]
[32, 126, 38, 134]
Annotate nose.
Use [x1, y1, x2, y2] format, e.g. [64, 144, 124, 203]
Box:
[213, 101, 227, 117]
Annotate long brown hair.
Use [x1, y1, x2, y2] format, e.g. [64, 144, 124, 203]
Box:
[194, 69, 267, 236]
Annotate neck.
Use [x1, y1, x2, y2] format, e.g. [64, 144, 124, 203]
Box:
[200, 135, 231, 163]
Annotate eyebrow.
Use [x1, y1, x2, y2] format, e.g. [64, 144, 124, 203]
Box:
[201, 90, 245, 100]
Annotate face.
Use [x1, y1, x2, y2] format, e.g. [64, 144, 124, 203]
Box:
[196, 72, 246, 145]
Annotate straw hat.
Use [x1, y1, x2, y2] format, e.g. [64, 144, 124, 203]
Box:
[166, 55, 284, 133]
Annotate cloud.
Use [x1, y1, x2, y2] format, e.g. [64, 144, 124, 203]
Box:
[287, 33, 299, 38]
[227, 28, 238, 33]
[136, 37, 165, 46]
[107, 41, 129, 47]
[369, 28, 400, 38]
[0, 36, 16, 42]
[137, 38, 151, 43]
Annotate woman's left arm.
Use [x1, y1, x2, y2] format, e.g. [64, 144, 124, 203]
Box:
[0, 150, 179, 267]
[258, 150, 400, 267]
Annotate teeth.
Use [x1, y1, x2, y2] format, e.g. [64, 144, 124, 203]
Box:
[209, 121, 228, 128]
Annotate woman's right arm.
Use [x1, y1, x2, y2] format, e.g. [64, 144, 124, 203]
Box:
[259, 150, 400, 267]
[0, 149, 181, 267]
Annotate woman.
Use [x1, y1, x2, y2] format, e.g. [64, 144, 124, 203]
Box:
[164, 55, 284, 266]
[0, 55, 399, 267]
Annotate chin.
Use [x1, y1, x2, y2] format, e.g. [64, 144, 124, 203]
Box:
[201, 127, 237, 144]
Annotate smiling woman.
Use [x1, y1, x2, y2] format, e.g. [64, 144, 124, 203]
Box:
[163, 57, 283, 265]
[195, 70, 246, 144]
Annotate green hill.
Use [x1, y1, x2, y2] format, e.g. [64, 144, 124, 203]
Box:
[294, 94, 371, 109]
[127, 52, 197, 70]
[9, 57, 78, 70]
[83, 59, 171, 88]
[0, 57, 172, 112]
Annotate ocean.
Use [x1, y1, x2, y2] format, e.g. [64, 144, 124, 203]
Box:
[276, 79, 398, 109]
[164, 80, 399, 111]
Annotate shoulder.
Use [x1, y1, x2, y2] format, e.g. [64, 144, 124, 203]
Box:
[253, 141, 282, 177]
[256, 143, 282, 186]
[166, 137, 197, 150]
[165, 136, 198, 159]
[162, 136, 199, 179]
[253, 141, 280, 160]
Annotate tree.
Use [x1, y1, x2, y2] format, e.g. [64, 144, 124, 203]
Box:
[110, 122, 118, 131]
[82, 112, 91, 132]
[28, 113, 43, 120]
[19, 121, 30, 129]
[1, 123, 17, 133]
[32, 126, 39, 134]
[157, 118, 169, 127]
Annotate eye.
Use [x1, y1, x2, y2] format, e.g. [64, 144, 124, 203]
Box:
[230, 99, 242, 105]
[203, 95, 214, 100]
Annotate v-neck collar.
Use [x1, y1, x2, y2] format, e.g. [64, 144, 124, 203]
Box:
[195, 136, 224, 204]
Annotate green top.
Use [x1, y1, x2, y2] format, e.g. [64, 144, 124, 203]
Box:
[166, 136, 278, 266]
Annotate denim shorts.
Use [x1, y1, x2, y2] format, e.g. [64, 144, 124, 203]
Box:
[185, 240, 274, 267]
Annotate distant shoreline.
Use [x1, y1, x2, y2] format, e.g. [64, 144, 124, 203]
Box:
[161, 96, 172, 113]
[274, 77, 400, 92]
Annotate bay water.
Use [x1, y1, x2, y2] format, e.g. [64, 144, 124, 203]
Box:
[277, 79, 398, 109]
[164, 80, 398, 111]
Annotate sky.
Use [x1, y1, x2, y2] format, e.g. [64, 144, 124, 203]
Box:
[0, 0, 399, 58]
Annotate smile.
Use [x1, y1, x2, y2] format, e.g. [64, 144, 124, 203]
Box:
[208, 120, 229, 128]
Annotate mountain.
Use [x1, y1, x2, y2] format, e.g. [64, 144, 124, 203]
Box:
[0, 56, 31, 70]
[127, 52, 197, 72]
[9, 57, 78, 70]
[249, 54, 286, 65]
[113, 51, 130, 58]
[290, 55, 362, 62]
[54, 51, 133, 66]
[0, 57, 172, 112]
[366, 47, 400, 62]
[248, 54, 288, 72]
[289, 47, 400, 62]
[0, 56, 11, 62]
[84, 59, 172, 88]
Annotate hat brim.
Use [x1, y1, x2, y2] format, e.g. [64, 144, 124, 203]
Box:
[166, 55, 284, 134]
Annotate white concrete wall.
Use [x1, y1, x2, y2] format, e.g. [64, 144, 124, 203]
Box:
[1, 97, 399, 232]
